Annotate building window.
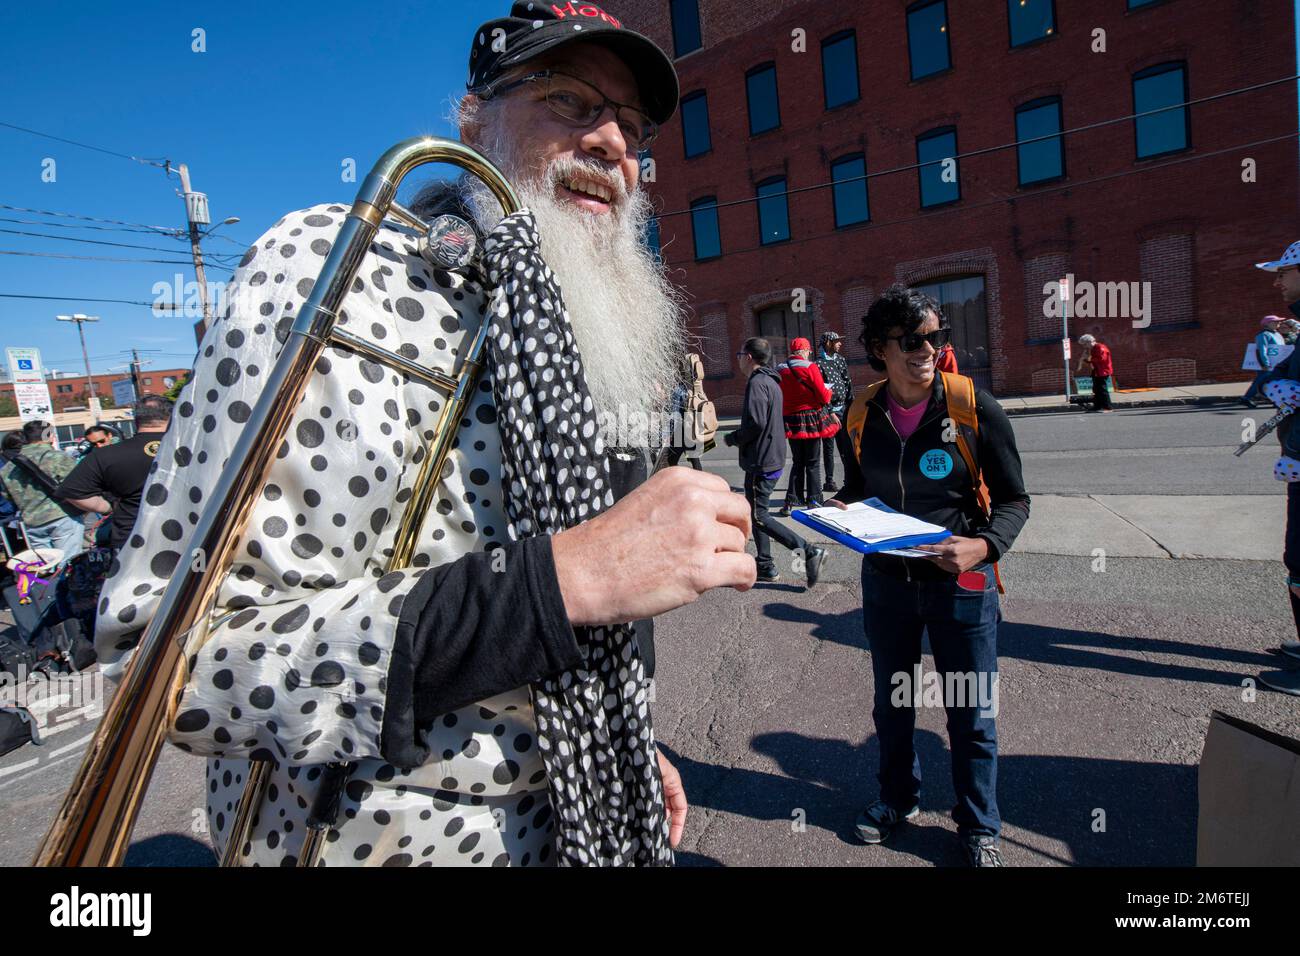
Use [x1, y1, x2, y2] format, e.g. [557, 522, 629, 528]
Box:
[1133, 62, 1189, 159]
[1139, 233, 1196, 328]
[143, 377, 152, 385]
[831, 154, 870, 227]
[670, 0, 702, 57]
[907, 0, 951, 81]
[56, 424, 86, 446]
[1015, 97, 1064, 185]
[746, 64, 780, 135]
[917, 127, 960, 207]
[756, 178, 790, 244]
[1008, 0, 1055, 47]
[756, 303, 815, 365]
[56, 384, 73, 393]
[680, 91, 711, 158]
[821, 31, 859, 109]
[912, 275, 991, 390]
[691, 197, 721, 260]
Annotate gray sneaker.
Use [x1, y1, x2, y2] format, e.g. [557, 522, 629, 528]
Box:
[1279, 641, 1300, 662]
[963, 834, 1004, 867]
[854, 799, 919, 844]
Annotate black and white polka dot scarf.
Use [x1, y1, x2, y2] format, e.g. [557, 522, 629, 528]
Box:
[481, 210, 672, 867]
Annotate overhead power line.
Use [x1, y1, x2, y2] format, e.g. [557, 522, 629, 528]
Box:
[0, 214, 183, 237]
[0, 202, 179, 234]
[653, 72, 1300, 220]
[0, 293, 170, 307]
[660, 130, 1299, 264]
[0, 120, 169, 169]
[0, 249, 234, 268]
[0, 225, 241, 259]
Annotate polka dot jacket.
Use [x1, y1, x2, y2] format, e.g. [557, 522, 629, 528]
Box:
[94, 205, 559, 866]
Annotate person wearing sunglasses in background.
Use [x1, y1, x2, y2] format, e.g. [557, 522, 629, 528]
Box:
[725, 338, 828, 587]
[828, 284, 1030, 866]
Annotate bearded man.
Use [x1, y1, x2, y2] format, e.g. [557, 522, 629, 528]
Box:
[93, 2, 756, 867]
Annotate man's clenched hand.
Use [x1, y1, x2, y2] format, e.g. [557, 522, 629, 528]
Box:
[552, 467, 755, 626]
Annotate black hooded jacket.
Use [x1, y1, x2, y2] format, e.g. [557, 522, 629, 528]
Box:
[835, 375, 1031, 581]
[729, 366, 787, 473]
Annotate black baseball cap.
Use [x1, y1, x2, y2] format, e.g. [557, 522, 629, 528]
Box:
[468, 2, 680, 125]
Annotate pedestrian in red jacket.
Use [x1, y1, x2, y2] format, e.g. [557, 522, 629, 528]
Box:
[935, 343, 959, 374]
[1076, 333, 1114, 412]
[779, 337, 839, 511]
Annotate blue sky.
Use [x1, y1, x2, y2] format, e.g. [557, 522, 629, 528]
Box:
[1, 1, 1299, 378]
[0, 0, 498, 377]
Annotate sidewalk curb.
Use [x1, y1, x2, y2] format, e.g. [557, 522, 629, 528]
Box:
[717, 395, 1247, 429]
[999, 395, 1244, 417]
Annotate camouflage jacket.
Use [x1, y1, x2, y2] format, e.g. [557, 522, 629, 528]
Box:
[0, 443, 79, 527]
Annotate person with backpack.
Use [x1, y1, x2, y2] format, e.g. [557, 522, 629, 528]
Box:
[663, 353, 718, 470]
[828, 285, 1030, 867]
[0, 420, 85, 566]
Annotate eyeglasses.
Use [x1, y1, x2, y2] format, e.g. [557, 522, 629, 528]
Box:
[481, 70, 658, 150]
[886, 327, 952, 353]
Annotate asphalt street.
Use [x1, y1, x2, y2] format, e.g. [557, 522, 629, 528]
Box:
[2, 403, 1296, 867]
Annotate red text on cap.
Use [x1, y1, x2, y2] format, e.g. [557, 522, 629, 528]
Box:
[551, 3, 622, 28]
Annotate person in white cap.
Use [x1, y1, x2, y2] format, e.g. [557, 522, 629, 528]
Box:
[1252, 239, 1300, 694]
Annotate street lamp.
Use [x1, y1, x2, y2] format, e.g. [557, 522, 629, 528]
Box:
[204, 216, 241, 236]
[55, 313, 100, 404]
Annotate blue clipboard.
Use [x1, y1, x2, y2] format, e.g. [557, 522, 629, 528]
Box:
[790, 497, 950, 555]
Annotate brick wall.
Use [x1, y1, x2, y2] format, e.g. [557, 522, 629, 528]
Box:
[611, 0, 1297, 405]
[1139, 233, 1197, 329]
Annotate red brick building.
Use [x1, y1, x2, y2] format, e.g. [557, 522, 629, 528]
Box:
[1, 368, 189, 413]
[616, 0, 1299, 410]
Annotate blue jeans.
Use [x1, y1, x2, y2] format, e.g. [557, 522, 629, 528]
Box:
[1244, 369, 1271, 403]
[26, 513, 85, 567]
[860, 559, 1001, 838]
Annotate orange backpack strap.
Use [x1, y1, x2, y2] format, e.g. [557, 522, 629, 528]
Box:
[846, 380, 886, 458]
[940, 371, 1005, 594]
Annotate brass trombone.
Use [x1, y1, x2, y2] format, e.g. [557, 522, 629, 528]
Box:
[34, 137, 519, 867]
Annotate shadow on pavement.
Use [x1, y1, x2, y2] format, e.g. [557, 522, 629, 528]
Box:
[124, 833, 217, 867]
[998, 620, 1276, 686]
[763, 600, 1277, 686]
[664, 728, 1195, 867]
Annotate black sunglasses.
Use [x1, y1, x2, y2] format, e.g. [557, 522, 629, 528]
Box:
[886, 327, 952, 353]
[480, 70, 657, 150]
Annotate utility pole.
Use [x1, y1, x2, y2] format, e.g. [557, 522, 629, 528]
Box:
[1060, 277, 1072, 403]
[56, 313, 100, 404]
[130, 348, 143, 399]
[176, 164, 212, 340]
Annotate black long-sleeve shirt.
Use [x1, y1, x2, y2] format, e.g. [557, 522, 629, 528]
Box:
[381, 447, 656, 767]
[836, 377, 1030, 580]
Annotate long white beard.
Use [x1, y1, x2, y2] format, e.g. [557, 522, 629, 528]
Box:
[454, 145, 687, 446]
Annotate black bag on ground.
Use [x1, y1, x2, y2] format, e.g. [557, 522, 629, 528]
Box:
[0, 633, 38, 680]
[0, 706, 40, 757]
